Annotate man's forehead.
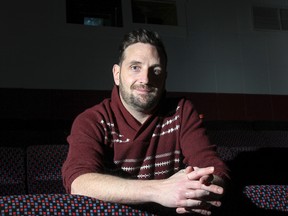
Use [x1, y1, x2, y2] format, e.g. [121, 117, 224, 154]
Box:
[125, 42, 157, 52]
[123, 43, 161, 61]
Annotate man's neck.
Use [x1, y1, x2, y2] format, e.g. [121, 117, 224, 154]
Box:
[125, 105, 151, 124]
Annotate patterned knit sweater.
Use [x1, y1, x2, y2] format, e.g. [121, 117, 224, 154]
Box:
[62, 86, 229, 193]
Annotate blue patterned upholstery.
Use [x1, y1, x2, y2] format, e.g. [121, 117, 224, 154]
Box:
[243, 185, 288, 212]
[0, 147, 26, 195]
[0, 194, 155, 215]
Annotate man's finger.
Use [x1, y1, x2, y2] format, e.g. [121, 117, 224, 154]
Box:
[187, 166, 214, 180]
[200, 174, 214, 185]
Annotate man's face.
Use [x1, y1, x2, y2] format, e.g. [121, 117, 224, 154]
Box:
[113, 42, 167, 113]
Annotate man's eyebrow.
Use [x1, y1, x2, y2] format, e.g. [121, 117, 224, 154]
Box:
[151, 64, 162, 68]
[128, 61, 162, 68]
[129, 60, 142, 65]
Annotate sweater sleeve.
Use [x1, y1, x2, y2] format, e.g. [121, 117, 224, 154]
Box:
[179, 99, 230, 180]
[61, 108, 107, 193]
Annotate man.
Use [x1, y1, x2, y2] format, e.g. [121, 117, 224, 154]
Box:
[62, 29, 229, 215]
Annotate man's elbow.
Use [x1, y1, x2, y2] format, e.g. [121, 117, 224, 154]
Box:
[70, 176, 86, 195]
[70, 173, 97, 196]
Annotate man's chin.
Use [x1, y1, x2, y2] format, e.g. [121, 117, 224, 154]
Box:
[133, 99, 158, 112]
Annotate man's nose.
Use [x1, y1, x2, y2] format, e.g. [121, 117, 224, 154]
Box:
[139, 69, 150, 84]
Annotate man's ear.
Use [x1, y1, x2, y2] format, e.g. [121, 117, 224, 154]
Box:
[112, 64, 120, 86]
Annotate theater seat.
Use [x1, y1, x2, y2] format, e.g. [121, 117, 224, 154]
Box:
[26, 145, 68, 194]
[0, 147, 26, 196]
[243, 185, 288, 212]
[0, 194, 155, 215]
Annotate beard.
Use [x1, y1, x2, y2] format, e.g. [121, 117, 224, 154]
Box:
[119, 80, 162, 113]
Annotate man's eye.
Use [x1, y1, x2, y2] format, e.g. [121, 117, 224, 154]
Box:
[130, 65, 141, 71]
[154, 68, 162, 75]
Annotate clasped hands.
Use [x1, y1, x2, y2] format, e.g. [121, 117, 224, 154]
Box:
[158, 166, 224, 215]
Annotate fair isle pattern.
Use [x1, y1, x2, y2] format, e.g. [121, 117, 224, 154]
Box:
[141, 158, 180, 170]
[137, 167, 180, 179]
[152, 125, 180, 137]
[120, 158, 180, 172]
[114, 150, 181, 164]
[100, 119, 130, 143]
[156, 115, 180, 129]
[114, 151, 181, 179]
[153, 105, 181, 138]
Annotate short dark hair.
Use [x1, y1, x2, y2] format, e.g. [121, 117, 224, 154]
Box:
[118, 28, 167, 67]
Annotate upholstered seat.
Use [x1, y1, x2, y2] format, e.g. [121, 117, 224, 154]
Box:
[27, 145, 68, 194]
[0, 147, 26, 196]
[243, 185, 288, 212]
[0, 194, 155, 215]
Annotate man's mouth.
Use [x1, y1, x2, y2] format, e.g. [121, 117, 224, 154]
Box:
[132, 85, 155, 93]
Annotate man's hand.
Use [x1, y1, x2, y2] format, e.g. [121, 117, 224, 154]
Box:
[153, 166, 225, 215]
[177, 166, 225, 215]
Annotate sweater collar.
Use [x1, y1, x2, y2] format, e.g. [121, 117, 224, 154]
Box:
[110, 85, 165, 129]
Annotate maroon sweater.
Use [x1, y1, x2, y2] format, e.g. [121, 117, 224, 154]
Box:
[62, 86, 229, 193]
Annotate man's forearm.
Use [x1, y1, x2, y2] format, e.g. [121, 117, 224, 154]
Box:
[70, 167, 225, 212]
[71, 172, 160, 205]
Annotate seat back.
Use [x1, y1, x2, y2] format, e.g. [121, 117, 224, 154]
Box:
[0, 147, 26, 195]
[27, 145, 68, 194]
